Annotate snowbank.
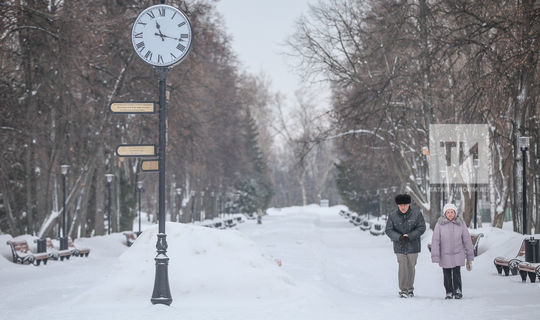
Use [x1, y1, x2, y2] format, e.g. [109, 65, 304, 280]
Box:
[73, 222, 295, 308]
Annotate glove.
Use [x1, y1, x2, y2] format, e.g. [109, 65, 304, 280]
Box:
[399, 235, 409, 246]
[466, 260, 472, 271]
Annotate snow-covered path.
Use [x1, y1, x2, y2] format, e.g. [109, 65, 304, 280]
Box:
[239, 206, 540, 320]
[1, 205, 539, 320]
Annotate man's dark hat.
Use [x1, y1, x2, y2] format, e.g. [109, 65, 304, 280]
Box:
[395, 194, 411, 205]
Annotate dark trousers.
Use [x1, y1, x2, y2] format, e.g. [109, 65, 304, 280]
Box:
[443, 266, 462, 293]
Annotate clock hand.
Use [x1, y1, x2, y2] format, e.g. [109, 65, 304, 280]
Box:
[154, 33, 180, 41]
[155, 21, 165, 41]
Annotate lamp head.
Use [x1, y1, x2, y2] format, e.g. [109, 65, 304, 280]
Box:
[519, 136, 530, 151]
[137, 181, 143, 190]
[60, 164, 70, 175]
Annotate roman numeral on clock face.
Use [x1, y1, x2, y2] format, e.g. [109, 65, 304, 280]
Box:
[158, 8, 166, 16]
[177, 43, 186, 52]
[145, 51, 152, 61]
[136, 42, 145, 51]
[134, 32, 143, 38]
[180, 34, 189, 39]
[158, 55, 164, 64]
[178, 21, 186, 27]
[146, 11, 155, 19]
[170, 52, 177, 60]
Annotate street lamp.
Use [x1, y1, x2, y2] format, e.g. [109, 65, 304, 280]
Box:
[175, 187, 182, 222]
[137, 181, 143, 236]
[210, 191, 215, 220]
[473, 158, 479, 229]
[190, 190, 196, 223]
[105, 174, 114, 235]
[60, 164, 69, 250]
[218, 192, 223, 219]
[382, 188, 388, 220]
[200, 191, 205, 221]
[519, 136, 530, 235]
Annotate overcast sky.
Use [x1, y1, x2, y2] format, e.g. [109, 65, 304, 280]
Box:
[215, 0, 328, 109]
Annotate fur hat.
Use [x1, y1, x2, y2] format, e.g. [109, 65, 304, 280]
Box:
[395, 194, 411, 205]
[442, 203, 458, 216]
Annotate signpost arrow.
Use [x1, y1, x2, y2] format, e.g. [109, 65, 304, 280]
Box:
[141, 160, 159, 172]
[116, 144, 157, 157]
[110, 101, 157, 114]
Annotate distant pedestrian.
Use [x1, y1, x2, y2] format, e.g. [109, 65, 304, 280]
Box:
[430, 203, 474, 299]
[385, 194, 426, 298]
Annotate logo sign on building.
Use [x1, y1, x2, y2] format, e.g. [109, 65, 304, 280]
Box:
[429, 124, 489, 185]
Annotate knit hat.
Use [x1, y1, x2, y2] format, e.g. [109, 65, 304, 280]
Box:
[442, 203, 458, 216]
[395, 194, 411, 205]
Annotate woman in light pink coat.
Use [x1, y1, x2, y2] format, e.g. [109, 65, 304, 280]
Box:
[431, 203, 474, 299]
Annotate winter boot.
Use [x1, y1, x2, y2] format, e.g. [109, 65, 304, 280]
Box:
[408, 291, 414, 298]
[399, 291, 409, 298]
[445, 292, 453, 299]
[454, 289, 462, 299]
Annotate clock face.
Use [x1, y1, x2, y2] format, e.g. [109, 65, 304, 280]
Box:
[131, 4, 192, 67]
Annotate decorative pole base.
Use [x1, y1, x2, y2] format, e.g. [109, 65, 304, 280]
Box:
[151, 233, 172, 305]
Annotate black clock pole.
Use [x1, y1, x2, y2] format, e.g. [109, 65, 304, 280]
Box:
[151, 66, 172, 305]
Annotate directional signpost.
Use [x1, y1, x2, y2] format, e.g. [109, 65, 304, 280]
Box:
[110, 101, 157, 114]
[120, 1, 192, 306]
[116, 144, 157, 157]
[141, 160, 159, 172]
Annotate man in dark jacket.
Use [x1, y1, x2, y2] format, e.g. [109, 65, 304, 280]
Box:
[385, 194, 426, 298]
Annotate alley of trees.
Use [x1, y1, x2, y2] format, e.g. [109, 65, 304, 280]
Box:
[0, 0, 282, 237]
[1, 0, 539, 238]
[287, 0, 539, 232]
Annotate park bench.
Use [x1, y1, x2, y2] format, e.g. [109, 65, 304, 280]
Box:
[369, 222, 386, 236]
[68, 237, 90, 257]
[6, 240, 49, 266]
[213, 221, 224, 229]
[349, 214, 362, 226]
[428, 233, 484, 257]
[359, 220, 372, 231]
[45, 238, 71, 261]
[517, 262, 540, 283]
[224, 218, 237, 228]
[123, 231, 138, 247]
[493, 239, 526, 276]
[516, 237, 540, 283]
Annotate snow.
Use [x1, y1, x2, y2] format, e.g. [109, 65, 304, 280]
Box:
[1, 205, 539, 320]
